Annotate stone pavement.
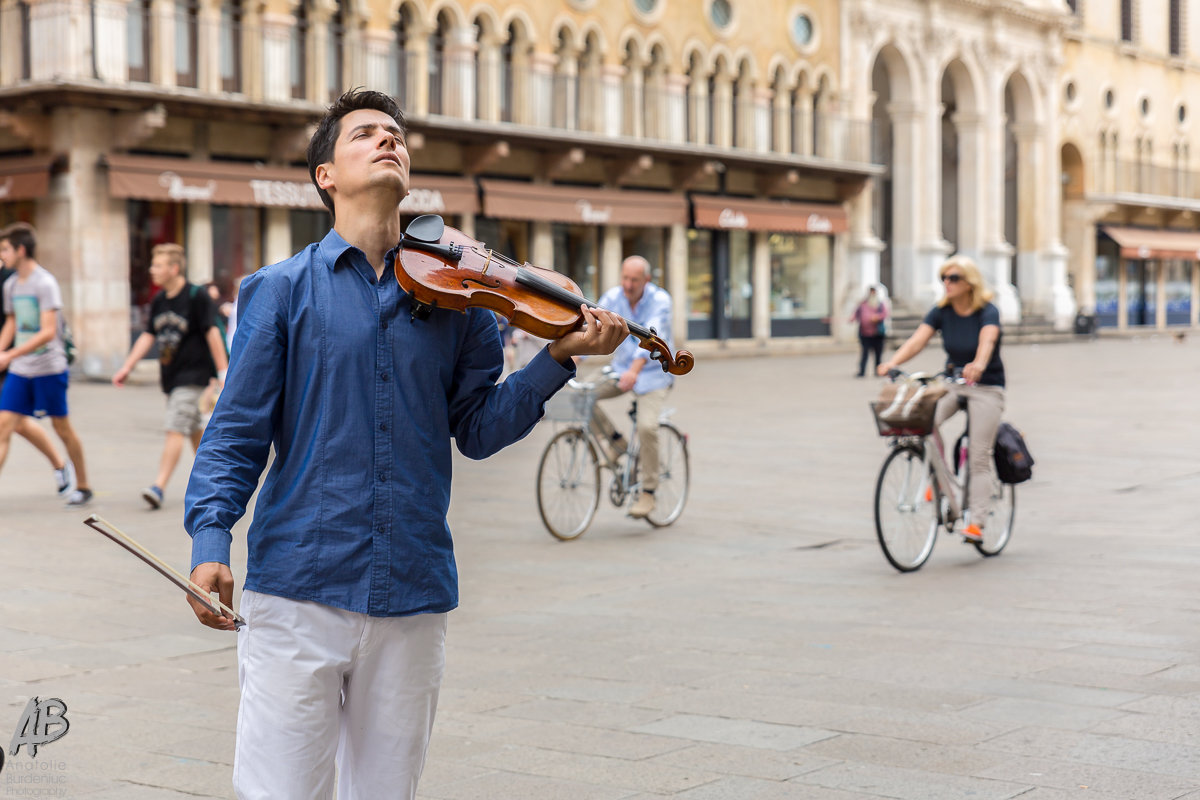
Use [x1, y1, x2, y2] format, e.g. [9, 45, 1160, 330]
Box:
[1, 334, 1198, 799]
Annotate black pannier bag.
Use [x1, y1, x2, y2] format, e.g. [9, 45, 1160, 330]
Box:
[994, 422, 1034, 484]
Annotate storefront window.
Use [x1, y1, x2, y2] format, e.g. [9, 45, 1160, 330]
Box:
[1126, 260, 1150, 326]
[551, 223, 598, 300]
[474, 217, 528, 264]
[1165, 259, 1192, 325]
[621, 227, 665, 291]
[290, 209, 329, 256]
[769, 232, 832, 336]
[212, 205, 261, 300]
[726, 229, 752, 338]
[686, 228, 713, 339]
[1094, 239, 1118, 327]
[128, 199, 185, 344]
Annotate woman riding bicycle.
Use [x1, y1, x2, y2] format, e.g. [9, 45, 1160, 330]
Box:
[877, 256, 1005, 543]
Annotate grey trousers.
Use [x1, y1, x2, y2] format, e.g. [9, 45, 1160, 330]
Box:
[590, 384, 669, 492]
[932, 382, 1005, 524]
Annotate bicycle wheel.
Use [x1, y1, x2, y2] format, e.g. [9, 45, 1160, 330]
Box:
[645, 423, 689, 527]
[874, 444, 939, 572]
[536, 428, 601, 541]
[973, 475, 1015, 557]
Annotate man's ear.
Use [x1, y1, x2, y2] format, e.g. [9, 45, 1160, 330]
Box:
[315, 162, 334, 193]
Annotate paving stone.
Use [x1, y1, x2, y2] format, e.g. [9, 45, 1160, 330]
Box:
[795, 761, 1031, 800]
[972, 755, 1200, 798]
[631, 714, 838, 752]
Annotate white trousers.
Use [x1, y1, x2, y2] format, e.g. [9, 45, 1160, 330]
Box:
[233, 590, 448, 800]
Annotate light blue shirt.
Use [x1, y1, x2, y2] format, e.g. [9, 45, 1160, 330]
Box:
[597, 281, 675, 395]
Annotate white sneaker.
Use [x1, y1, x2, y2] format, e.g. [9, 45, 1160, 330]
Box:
[628, 492, 656, 519]
[54, 461, 75, 496]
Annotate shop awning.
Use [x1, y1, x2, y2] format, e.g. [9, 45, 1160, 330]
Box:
[1101, 225, 1200, 260]
[480, 180, 688, 227]
[692, 195, 848, 234]
[104, 154, 478, 214]
[0, 155, 56, 202]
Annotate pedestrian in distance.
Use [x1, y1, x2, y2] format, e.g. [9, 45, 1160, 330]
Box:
[0, 222, 93, 506]
[112, 244, 228, 510]
[0, 245, 75, 497]
[590, 255, 675, 519]
[183, 88, 628, 800]
[851, 286, 889, 377]
[878, 255, 1006, 543]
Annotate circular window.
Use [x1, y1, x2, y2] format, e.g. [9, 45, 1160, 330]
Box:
[792, 13, 814, 47]
[1179, 104, 1187, 124]
[634, 0, 658, 12]
[1141, 97, 1151, 117]
[1104, 89, 1115, 109]
[711, 0, 732, 28]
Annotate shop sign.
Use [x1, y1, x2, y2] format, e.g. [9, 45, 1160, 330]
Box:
[806, 214, 834, 233]
[249, 179, 323, 208]
[0, 178, 14, 200]
[159, 171, 217, 202]
[576, 200, 613, 224]
[717, 208, 749, 228]
[401, 189, 447, 214]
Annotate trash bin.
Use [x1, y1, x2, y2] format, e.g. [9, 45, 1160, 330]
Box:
[1073, 312, 1096, 336]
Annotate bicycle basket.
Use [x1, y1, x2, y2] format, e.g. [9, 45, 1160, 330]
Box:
[870, 380, 947, 437]
[542, 389, 597, 424]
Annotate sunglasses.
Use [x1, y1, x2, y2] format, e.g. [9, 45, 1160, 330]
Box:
[941, 274, 964, 284]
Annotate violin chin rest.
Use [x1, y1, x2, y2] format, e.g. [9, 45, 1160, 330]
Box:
[405, 214, 445, 244]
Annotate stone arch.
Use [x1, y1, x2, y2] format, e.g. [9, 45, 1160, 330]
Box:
[498, 8, 536, 49]
[426, 0, 465, 29]
[870, 41, 920, 298]
[938, 57, 984, 254]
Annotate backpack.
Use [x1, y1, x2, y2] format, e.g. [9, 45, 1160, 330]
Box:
[994, 422, 1034, 484]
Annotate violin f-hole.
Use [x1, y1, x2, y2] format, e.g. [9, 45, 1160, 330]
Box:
[462, 277, 502, 290]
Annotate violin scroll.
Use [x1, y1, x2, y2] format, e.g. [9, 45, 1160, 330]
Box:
[637, 333, 694, 376]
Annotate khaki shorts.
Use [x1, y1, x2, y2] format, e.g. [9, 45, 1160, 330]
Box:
[165, 385, 204, 435]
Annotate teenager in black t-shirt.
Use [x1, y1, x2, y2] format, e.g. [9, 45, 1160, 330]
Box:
[113, 244, 228, 509]
[878, 256, 1006, 542]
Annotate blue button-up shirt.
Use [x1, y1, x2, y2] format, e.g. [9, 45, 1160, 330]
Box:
[185, 230, 573, 617]
[597, 281, 675, 394]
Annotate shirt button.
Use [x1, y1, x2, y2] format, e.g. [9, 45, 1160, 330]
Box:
[377, 473, 385, 482]
[381, 372, 390, 382]
[376, 526, 384, 535]
[379, 422, 388, 432]
[382, 321, 389, 330]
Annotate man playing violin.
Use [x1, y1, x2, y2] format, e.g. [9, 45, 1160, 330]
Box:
[183, 88, 628, 800]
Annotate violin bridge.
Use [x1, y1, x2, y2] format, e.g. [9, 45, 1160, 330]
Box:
[481, 249, 494, 276]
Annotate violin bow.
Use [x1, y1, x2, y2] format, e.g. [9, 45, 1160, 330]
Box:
[82, 514, 245, 630]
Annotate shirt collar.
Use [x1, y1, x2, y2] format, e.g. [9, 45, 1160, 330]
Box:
[316, 228, 398, 283]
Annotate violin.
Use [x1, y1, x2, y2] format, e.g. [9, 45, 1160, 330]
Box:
[395, 215, 694, 375]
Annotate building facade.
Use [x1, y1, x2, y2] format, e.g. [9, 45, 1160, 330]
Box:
[1060, 0, 1200, 330]
[841, 0, 1076, 328]
[0, 0, 890, 377]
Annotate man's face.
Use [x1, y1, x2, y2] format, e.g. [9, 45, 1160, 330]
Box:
[621, 260, 650, 306]
[318, 108, 411, 206]
[149, 254, 179, 288]
[0, 241, 15, 269]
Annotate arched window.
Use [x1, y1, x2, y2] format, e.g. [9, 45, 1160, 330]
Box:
[706, 72, 717, 145]
[732, 60, 752, 148]
[175, 0, 199, 87]
[428, 12, 450, 115]
[685, 53, 703, 144]
[126, 0, 150, 82]
[393, 5, 412, 108]
[1169, 0, 1183, 56]
[291, 2, 308, 99]
[553, 29, 575, 129]
[499, 23, 516, 123]
[1121, 0, 1134, 42]
[219, 0, 242, 93]
[643, 45, 665, 140]
[578, 33, 600, 132]
[326, 2, 344, 100]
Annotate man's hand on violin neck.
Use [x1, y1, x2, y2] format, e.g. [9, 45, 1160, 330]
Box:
[547, 306, 629, 363]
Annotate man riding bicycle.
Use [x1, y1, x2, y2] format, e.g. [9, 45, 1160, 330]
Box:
[877, 256, 1006, 543]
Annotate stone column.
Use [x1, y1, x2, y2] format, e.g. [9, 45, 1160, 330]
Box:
[1116, 258, 1128, 329]
[186, 203, 214, 285]
[601, 63, 624, 137]
[197, 0, 220, 92]
[771, 84, 788, 154]
[94, 0, 129, 82]
[982, 79, 1019, 322]
[308, 5, 331, 104]
[444, 24, 476, 119]
[752, 87, 772, 153]
[264, 206, 291, 268]
[40, 108, 132, 377]
[666, 222, 687, 347]
[150, 0, 174, 85]
[622, 55, 643, 138]
[260, 12, 292, 101]
[751, 231, 770, 342]
[711, 70, 733, 148]
[793, 87, 814, 155]
[475, 32, 501, 123]
[663, 72, 687, 145]
[916, 92, 952, 299]
[600, 225, 620, 296]
[1155, 262, 1167, 329]
[362, 29, 392, 100]
[1013, 123, 1047, 316]
[952, 113, 986, 258]
[528, 50, 555, 128]
[1039, 100, 1076, 329]
[687, 70, 707, 144]
[531, 220, 552, 271]
[886, 101, 926, 309]
[241, 1, 263, 100]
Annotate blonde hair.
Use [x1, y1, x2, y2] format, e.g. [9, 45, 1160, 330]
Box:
[151, 243, 186, 273]
[936, 255, 993, 313]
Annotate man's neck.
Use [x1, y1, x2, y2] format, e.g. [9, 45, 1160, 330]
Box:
[333, 200, 402, 279]
[164, 277, 188, 298]
[14, 258, 36, 279]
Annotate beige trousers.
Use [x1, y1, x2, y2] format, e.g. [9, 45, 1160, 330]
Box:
[590, 384, 670, 492]
[932, 383, 1005, 524]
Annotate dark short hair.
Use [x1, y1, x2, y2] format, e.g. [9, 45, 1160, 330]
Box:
[307, 88, 407, 221]
[0, 222, 36, 259]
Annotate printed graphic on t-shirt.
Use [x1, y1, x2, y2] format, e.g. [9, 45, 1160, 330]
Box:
[154, 310, 189, 366]
[12, 294, 46, 354]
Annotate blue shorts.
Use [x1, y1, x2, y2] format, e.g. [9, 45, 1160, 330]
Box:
[0, 371, 69, 418]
